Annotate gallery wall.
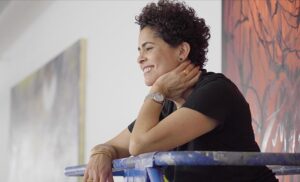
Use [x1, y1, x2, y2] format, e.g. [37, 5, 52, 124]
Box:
[0, 1, 221, 181]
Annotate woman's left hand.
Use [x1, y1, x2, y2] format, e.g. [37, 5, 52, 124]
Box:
[152, 61, 201, 101]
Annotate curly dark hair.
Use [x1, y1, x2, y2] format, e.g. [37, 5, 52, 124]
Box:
[135, 0, 211, 68]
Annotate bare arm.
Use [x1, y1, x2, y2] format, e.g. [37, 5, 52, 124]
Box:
[130, 102, 217, 155]
[104, 128, 131, 158]
[130, 62, 218, 156]
[83, 128, 131, 182]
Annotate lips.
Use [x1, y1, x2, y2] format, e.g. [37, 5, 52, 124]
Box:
[142, 66, 154, 73]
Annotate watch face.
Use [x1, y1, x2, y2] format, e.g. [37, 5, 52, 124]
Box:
[154, 93, 164, 102]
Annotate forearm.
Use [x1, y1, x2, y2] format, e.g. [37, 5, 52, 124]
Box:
[134, 100, 162, 133]
[130, 87, 163, 155]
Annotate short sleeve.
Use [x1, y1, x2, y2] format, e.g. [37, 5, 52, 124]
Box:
[182, 78, 233, 124]
[128, 120, 135, 132]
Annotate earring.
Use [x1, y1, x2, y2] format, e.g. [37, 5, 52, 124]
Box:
[178, 57, 184, 62]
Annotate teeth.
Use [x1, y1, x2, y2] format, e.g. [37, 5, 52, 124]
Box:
[143, 67, 153, 73]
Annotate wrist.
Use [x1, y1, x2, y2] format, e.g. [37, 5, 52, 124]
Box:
[145, 92, 165, 105]
[151, 84, 167, 96]
[90, 144, 118, 159]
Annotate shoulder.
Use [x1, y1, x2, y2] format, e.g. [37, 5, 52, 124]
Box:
[195, 71, 233, 90]
[182, 71, 238, 123]
[189, 71, 235, 100]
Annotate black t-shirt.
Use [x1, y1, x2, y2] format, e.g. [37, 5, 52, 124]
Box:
[128, 70, 278, 182]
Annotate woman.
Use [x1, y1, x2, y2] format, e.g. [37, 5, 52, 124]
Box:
[83, 0, 278, 181]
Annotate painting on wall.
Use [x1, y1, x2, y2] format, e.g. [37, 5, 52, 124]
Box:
[8, 39, 86, 182]
[222, 1, 300, 181]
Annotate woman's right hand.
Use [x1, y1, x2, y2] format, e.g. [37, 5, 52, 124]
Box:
[83, 154, 114, 182]
[152, 61, 200, 101]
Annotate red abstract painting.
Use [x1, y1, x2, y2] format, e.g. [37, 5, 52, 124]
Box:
[222, 0, 300, 181]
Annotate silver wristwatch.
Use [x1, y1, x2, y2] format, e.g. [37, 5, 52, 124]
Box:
[145, 92, 165, 105]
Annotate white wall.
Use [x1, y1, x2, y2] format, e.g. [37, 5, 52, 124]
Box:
[0, 0, 221, 181]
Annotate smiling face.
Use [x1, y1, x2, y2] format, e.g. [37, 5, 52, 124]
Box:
[138, 27, 181, 86]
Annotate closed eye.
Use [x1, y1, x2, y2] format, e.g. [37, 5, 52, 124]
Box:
[146, 47, 153, 51]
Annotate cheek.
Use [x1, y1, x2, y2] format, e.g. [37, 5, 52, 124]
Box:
[160, 57, 179, 73]
[152, 50, 178, 74]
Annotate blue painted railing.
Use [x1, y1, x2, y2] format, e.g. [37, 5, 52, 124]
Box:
[65, 151, 300, 181]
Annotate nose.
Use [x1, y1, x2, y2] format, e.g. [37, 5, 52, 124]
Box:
[137, 52, 146, 64]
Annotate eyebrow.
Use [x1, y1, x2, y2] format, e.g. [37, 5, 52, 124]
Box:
[138, 42, 155, 51]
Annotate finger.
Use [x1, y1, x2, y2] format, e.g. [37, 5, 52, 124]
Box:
[188, 71, 201, 87]
[187, 71, 201, 87]
[86, 174, 92, 182]
[93, 171, 100, 182]
[181, 64, 196, 77]
[83, 169, 89, 182]
[180, 64, 199, 77]
[107, 172, 114, 182]
[185, 66, 200, 80]
[185, 64, 195, 73]
[174, 60, 191, 73]
[99, 173, 106, 182]
[85, 170, 93, 182]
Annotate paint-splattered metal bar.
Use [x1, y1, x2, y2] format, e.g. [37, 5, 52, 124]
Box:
[153, 151, 300, 166]
[64, 151, 300, 179]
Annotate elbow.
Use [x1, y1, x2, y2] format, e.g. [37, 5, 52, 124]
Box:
[129, 137, 145, 156]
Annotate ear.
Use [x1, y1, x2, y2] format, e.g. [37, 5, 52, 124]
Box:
[177, 42, 190, 61]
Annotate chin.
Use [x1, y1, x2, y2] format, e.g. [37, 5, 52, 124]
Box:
[144, 79, 154, 87]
